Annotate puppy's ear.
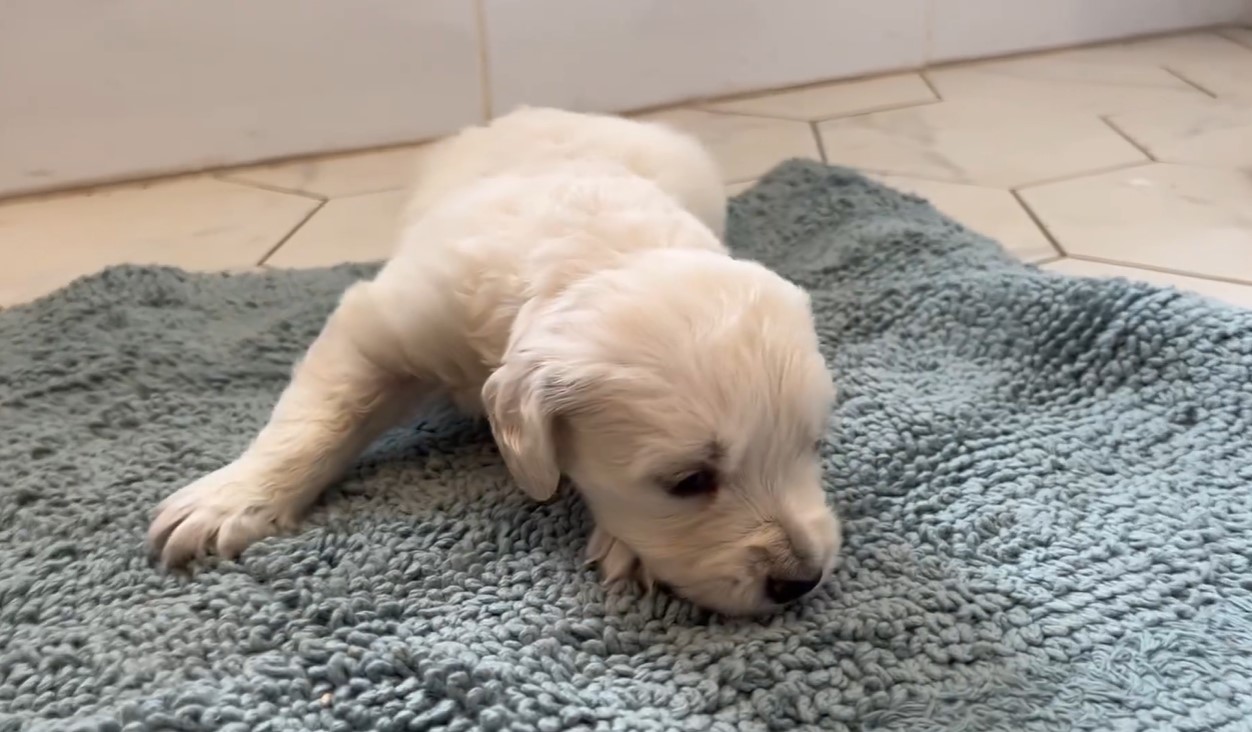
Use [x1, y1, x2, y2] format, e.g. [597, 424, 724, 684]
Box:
[482, 354, 571, 502]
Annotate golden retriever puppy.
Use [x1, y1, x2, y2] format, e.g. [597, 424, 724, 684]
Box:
[149, 107, 840, 615]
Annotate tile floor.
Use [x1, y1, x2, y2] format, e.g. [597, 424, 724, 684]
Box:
[3, 29, 1252, 309]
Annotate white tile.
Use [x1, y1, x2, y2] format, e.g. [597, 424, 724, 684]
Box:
[221, 143, 431, 199]
[1020, 163, 1252, 281]
[818, 100, 1147, 188]
[0, 178, 317, 306]
[1042, 258, 1252, 309]
[265, 190, 408, 268]
[640, 109, 821, 183]
[0, 0, 481, 197]
[1109, 31, 1252, 67]
[872, 175, 1056, 262]
[483, 0, 927, 114]
[1107, 98, 1252, 170]
[928, 0, 1248, 63]
[927, 54, 1206, 116]
[1097, 32, 1252, 100]
[702, 74, 936, 121]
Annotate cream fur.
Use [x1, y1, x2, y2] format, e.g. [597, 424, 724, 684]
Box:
[148, 107, 840, 615]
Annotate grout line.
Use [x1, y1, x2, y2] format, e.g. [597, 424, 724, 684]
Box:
[918, 69, 944, 101]
[1160, 66, 1218, 98]
[813, 99, 944, 123]
[672, 65, 923, 114]
[472, 0, 494, 121]
[700, 98, 942, 125]
[1013, 160, 1153, 191]
[1067, 254, 1252, 288]
[327, 185, 409, 201]
[214, 174, 328, 202]
[1011, 189, 1067, 258]
[809, 121, 828, 163]
[1098, 116, 1155, 161]
[256, 200, 325, 266]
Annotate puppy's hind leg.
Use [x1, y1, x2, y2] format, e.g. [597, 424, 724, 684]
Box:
[149, 281, 428, 568]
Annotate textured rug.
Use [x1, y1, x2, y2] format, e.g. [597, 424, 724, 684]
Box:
[3, 161, 1252, 732]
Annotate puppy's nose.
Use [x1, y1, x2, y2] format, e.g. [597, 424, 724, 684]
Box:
[765, 574, 822, 604]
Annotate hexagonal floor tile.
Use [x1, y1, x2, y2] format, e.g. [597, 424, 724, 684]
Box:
[1020, 163, 1252, 282]
[637, 108, 820, 183]
[873, 175, 1055, 262]
[1107, 98, 1252, 170]
[940, 32, 1252, 106]
[0, 177, 318, 307]
[265, 189, 408, 268]
[1130, 31, 1252, 100]
[818, 100, 1146, 188]
[221, 143, 432, 199]
[1045, 32, 1252, 73]
[1043, 258, 1252, 310]
[702, 73, 936, 121]
[927, 51, 1206, 116]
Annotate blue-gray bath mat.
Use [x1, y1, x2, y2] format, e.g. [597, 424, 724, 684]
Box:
[3, 161, 1251, 732]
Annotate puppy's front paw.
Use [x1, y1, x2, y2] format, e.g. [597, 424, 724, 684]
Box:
[587, 526, 653, 591]
[148, 461, 294, 568]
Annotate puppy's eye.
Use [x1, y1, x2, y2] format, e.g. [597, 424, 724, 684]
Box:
[668, 468, 718, 498]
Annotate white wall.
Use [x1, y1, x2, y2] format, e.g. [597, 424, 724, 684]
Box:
[482, 0, 927, 114]
[0, 1, 484, 197]
[1, 0, 1246, 198]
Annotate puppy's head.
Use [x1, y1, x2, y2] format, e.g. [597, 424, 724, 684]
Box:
[483, 249, 839, 615]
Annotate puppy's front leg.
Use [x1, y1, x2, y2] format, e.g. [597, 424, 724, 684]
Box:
[149, 282, 426, 567]
[587, 525, 654, 591]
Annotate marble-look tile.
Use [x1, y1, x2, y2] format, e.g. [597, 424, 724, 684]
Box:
[1094, 33, 1252, 100]
[1107, 98, 1252, 171]
[702, 74, 936, 121]
[265, 189, 408, 268]
[639, 109, 820, 182]
[221, 143, 431, 199]
[0, 177, 317, 307]
[872, 175, 1056, 262]
[1074, 32, 1252, 68]
[927, 52, 1207, 116]
[1043, 258, 1252, 309]
[1020, 163, 1252, 281]
[818, 101, 1147, 188]
[1162, 60, 1252, 101]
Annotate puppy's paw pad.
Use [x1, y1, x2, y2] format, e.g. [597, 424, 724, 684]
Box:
[148, 464, 289, 569]
[587, 526, 653, 591]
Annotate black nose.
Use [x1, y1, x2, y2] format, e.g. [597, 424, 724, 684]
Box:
[765, 574, 822, 604]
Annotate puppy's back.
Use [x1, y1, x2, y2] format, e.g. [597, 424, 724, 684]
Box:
[402, 107, 726, 237]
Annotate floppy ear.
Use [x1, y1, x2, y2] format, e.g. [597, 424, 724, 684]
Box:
[481, 354, 566, 502]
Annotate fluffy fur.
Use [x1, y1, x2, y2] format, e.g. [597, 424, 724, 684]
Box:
[148, 107, 841, 615]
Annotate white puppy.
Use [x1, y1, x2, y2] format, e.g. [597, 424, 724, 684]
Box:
[149, 107, 841, 615]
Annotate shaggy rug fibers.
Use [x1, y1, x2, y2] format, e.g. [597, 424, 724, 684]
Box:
[3, 161, 1252, 732]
